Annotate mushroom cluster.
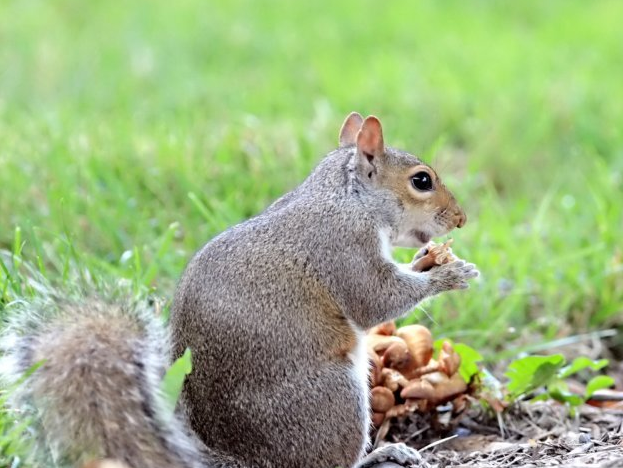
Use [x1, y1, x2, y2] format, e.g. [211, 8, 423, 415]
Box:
[366, 322, 468, 427]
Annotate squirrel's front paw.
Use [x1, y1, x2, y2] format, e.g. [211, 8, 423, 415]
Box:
[428, 259, 479, 292]
[355, 443, 429, 467]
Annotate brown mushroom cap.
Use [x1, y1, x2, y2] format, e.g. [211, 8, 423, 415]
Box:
[431, 373, 467, 403]
[421, 371, 450, 386]
[382, 341, 416, 373]
[400, 378, 435, 400]
[369, 321, 397, 336]
[438, 340, 461, 376]
[395, 325, 433, 368]
[404, 358, 441, 379]
[371, 386, 395, 413]
[365, 334, 405, 354]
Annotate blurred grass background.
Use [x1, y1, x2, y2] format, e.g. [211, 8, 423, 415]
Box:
[1, 0, 622, 347]
[1, 0, 622, 462]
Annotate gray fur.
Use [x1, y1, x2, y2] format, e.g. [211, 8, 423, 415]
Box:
[172, 144, 477, 468]
[0, 294, 206, 468]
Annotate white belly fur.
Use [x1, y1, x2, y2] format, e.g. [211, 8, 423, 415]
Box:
[348, 325, 371, 454]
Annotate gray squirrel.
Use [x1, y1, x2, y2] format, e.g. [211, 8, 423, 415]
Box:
[1, 113, 478, 468]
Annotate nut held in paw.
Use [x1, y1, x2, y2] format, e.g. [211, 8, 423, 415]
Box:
[411, 239, 456, 272]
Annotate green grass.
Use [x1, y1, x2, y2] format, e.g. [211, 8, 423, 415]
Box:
[1, 0, 622, 464]
[2, 0, 622, 343]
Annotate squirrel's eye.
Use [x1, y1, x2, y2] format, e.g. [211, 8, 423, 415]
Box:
[411, 171, 433, 191]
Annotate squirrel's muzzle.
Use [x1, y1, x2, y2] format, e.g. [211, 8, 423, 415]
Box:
[455, 209, 467, 229]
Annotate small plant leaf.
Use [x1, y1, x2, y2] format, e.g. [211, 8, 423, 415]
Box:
[160, 348, 192, 414]
[505, 354, 565, 398]
[453, 342, 483, 382]
[559, 357, 609, 379]
[554, 393, 585, 406]
[546, 380, 584, 406]
[585, 375, 614, 399]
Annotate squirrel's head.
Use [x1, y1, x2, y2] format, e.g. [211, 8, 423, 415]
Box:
[339, 112, 466, 248]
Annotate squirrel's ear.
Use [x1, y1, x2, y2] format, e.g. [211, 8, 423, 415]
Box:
[339, 112, 364, 147]
[356, 116, 385, 159]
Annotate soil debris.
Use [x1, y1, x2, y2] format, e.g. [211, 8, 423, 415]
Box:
[378, 401, 623, 467]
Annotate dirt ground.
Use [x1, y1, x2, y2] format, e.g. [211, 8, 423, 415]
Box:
[375, 401, 623, 467]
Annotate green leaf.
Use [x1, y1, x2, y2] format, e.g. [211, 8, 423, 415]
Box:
[545, 380, 584, 406]
[452, 342, 483, 382]
[558, 393, 584, 407]
[585, 375, 614, 399]
[559, 357, 609, 379]
[530, 393, 550, 402]
[505, 354, 565, 398]
[160, 348, 193, 414]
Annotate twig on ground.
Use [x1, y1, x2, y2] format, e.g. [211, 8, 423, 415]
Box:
[419, 434, 458, 452]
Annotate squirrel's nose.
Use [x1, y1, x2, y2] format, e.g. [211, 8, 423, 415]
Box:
[456, 209, 467, 228]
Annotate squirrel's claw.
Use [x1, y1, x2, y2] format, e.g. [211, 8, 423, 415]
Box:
[428, 259, 480, 292]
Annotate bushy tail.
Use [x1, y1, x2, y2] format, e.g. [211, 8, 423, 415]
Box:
[0, 295, 206, 468]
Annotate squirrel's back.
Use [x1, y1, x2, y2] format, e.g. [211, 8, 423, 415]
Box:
[0, 295, 205, 468]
